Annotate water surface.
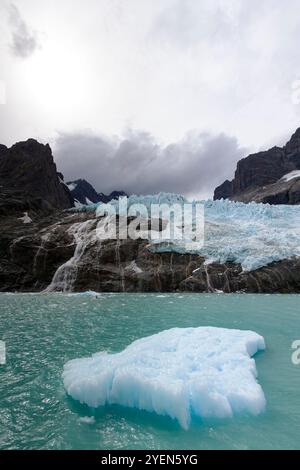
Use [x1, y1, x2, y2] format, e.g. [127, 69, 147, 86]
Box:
[0, 293, 299, 450]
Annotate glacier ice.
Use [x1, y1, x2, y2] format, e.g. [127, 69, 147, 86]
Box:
[68, 193, 300, 271]
[202, 199, 300, 271]
[149, 197, 300, 271]
[63, 327, 266, 429]
[103, 192, 187, 211]
[70, 192, 187, 212]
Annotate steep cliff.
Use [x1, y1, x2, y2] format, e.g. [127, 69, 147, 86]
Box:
[214, 128, 300, 204]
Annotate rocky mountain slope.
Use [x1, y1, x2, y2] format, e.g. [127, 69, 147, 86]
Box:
[226, 171, 300, 204]
[67, 178, 127, 206]
[1, 137, 300, 293]
[2, 207, 300, 293]
[214, 128, 300, 204]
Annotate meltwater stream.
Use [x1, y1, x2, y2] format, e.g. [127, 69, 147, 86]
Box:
[46, 220, 96, 292]
[1, 293, 300, 450]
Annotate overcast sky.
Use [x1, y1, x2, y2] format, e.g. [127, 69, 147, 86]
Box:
[1, 0, 300, 198]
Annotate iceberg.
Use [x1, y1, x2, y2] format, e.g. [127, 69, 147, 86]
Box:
[63, 327, 266, 429]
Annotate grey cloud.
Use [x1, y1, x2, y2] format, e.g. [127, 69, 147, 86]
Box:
[9, 3, 39, 58]
[54, 130, 245, 199]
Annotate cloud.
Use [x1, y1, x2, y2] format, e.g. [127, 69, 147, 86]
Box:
[2, 0, 300, 152]
[54, 129, 245, 199]
[149, 0, 240, 48]
[8, 3, 39, 58]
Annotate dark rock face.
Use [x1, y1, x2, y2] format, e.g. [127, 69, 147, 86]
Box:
[1, 210, 300, 293]
[0, 144, 8, 157]
[106, 191, 128, 202]
[0, 211, 76, 291]
[232, 147, 287, 194]
[230, 174, 300, 204]
[0, 139, 73, 213]
[214, 128, 300, 204]
[214, 180, 233, 200]
[179, 258, 300, 293]
[67, 178, 127, 205]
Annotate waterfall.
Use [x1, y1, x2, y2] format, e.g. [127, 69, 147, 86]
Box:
[33, 230, 53, 277]
[169, 253, 175, 290]
[46, 219, 96, 292]
[204, 264, 214, 293]
[204, 264, 223, 294]
[115, 238, 125, 292]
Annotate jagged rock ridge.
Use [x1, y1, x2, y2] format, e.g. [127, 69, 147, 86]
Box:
[67, 178, 128, 205]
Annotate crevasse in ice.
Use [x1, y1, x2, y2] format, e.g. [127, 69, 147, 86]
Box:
[204, 199, 300, 271]
[151, 198, 300, 272]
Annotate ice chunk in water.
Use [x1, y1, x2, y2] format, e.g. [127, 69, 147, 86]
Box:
[63, 327, 266, 429]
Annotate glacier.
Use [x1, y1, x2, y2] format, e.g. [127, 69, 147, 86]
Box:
[190, 199, 300, 271]
[63, 327, 266, 429]
[147, 197, 300, 271]
[69, 193, 300, 272]
[70, 192, 187, 213]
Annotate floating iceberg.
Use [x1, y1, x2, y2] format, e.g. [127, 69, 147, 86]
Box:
[63, 327, 266, 429]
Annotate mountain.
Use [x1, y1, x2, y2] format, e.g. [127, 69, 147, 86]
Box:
[66, 179, 101, 205]
[0, 139, 73, 214]
[221, 171, 300, 205]
[1, 136, 300, 294]
[66, 178, 127, 205]
[214, 128, 300, 204]
[1, 200, 300, 293]
[104, 190, 128, 202]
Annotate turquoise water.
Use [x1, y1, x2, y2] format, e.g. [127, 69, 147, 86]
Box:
[0, 292, 300, 450]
